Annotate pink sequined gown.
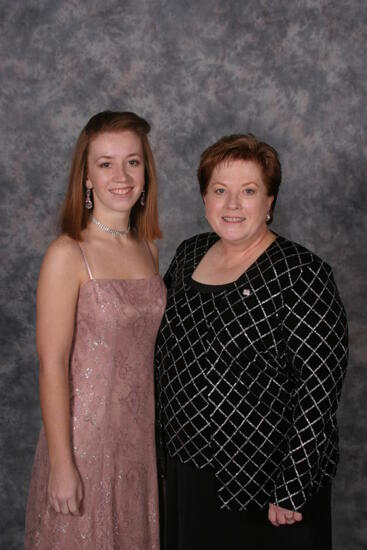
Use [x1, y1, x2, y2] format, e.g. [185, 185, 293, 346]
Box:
[25, 247, 166, 550]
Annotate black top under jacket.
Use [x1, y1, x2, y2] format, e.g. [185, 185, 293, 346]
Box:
[155, 233, 348, 512]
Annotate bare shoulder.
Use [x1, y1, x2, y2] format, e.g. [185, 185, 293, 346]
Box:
[40, 234, 84, 282]
[43, 234, 82, 266]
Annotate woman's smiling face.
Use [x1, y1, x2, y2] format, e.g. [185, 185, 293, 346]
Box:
[203, 159, 274, 245]
[86, 130, 145, 217]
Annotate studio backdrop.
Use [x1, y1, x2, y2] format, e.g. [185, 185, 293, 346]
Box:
[0, 1, 366, 548]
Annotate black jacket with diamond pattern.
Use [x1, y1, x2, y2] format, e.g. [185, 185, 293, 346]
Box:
[155, 233, 348, 511]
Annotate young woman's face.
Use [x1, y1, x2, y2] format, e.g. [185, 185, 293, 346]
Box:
[86, 131, 145, 217]
[203, 159, 273, 245]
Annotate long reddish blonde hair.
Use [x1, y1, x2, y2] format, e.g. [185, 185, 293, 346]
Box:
[60, 111, 162, 241]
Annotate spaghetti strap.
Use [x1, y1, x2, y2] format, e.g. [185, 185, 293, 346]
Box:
[144, 240, 158, 274]
[78, 243, 93, 280]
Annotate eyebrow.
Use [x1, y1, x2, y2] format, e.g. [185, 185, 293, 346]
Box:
[95, 152, 142, 161]
[211, 180, 259, 186]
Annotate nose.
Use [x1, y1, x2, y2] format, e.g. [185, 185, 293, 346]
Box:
[225, 192, 241, 209]
[113, 163, 129, 182]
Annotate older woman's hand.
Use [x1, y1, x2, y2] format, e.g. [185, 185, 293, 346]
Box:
[268, 503, 303, 526]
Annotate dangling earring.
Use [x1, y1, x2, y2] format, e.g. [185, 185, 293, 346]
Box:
[85, 188, 93, 210]
[140, 189, 145, 207]
[266, 212, 271, 222]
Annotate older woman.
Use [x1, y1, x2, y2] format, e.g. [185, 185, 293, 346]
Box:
[155, 134, 348, 550]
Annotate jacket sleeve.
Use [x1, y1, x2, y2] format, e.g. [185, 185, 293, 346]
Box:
[272, 259, 348, 510]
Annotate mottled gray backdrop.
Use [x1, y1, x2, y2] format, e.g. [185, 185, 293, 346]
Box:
[0, 0, 366, 548]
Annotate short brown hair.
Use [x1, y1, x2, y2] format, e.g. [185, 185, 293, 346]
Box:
[60, 111, 162, 241]
[197, 134, 281, 220]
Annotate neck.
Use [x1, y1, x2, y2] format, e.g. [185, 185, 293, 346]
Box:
[91, 208, 130, 232]
[219, 228, 275, 260]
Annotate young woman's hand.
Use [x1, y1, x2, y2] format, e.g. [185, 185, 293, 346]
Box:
[268, 503, 303, 526]
[48, 462, 83, 516]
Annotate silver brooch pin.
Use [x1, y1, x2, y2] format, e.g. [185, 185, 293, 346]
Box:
[242, 288, 251, 297]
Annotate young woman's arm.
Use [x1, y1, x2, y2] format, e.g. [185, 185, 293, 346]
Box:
[36, 236, 84, 516]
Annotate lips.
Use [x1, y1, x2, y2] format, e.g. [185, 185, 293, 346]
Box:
[109, 187, 134, 196]
[222, 216, 246, 223]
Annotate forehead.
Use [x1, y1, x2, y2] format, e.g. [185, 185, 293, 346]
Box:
[88, 130, 143, 156]
[210, 159, 263, 183]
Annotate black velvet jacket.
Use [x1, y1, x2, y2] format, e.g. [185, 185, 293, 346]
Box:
[155, 233, 348, 511]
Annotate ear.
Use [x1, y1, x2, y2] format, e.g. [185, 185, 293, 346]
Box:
[267, 195, 274, 211]
[85, 177, 93, 189]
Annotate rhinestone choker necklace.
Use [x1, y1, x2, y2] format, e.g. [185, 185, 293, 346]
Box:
[90, 215, 130, 237]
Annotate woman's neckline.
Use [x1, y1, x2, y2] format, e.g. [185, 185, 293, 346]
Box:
[189, 234, 279, 293]
[80, 273, 160, 290]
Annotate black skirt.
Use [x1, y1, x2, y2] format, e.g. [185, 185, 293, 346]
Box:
[163, 456, 332, 550]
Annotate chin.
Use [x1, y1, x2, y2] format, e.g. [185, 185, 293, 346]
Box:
[215, 224, 248, 240]
[111, 199, 139, 212]
[223, 234, 250, 243]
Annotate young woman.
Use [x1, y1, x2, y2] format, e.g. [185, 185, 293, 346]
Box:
[25, 111, 166, 549]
